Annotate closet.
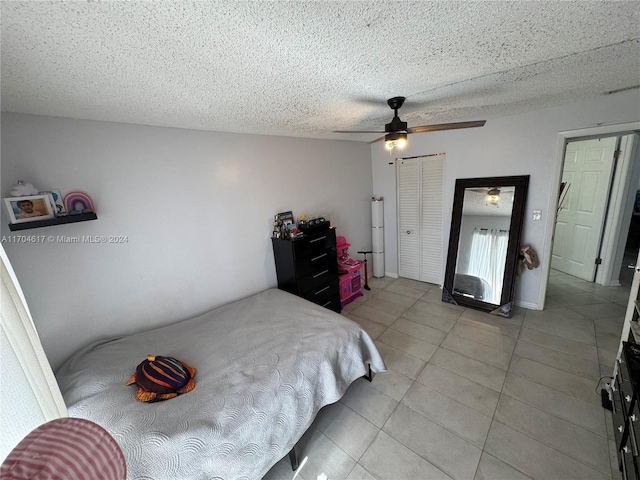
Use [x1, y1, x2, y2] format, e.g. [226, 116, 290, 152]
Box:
[396, 154, 444, 285]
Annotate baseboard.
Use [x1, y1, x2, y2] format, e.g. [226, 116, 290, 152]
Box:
[384, 272, 399, 279]
[515, 300, 539, 310]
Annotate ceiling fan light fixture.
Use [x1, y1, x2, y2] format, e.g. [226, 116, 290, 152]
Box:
[384, 132, 407, 150]
[485, 188, 501, 205]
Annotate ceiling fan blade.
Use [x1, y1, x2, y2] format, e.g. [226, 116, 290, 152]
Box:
[407, 120, 486, 134]
[369, 136, 386, 144]
[333, 130, 386, 134]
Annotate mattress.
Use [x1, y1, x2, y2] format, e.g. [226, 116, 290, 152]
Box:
[56, 288, 386, 480]
[453, 273, 492, 301]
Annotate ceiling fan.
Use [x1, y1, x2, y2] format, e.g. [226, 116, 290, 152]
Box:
[334, 96, 486, 150]
[467, 187, 514, 205]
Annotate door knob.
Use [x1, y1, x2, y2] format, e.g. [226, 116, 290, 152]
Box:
[407, 230, 410, 234]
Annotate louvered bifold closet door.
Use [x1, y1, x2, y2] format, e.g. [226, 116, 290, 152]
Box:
[420, 157, 444, 284]
[397, 159, 420, 280]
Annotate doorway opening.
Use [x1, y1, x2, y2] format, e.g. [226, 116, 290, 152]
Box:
[542, 128, 640, 309]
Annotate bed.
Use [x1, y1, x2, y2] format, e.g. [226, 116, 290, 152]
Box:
[55, 288, 386, 480]
[453, 273, 492, 301]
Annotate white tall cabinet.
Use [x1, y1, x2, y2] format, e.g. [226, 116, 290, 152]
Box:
[616, 250, 640, 369]
[396, 154, 444, 285]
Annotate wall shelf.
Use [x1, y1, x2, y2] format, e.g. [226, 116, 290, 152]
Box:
[8, 213, 98, 231]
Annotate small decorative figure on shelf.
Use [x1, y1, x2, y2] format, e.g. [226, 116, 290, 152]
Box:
[10, 180, 39, 197]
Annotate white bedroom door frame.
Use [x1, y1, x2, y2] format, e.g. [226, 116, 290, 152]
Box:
[539, 121, 640, 309]
[551, 137, 618, 281]
[396, 153, 445, 285]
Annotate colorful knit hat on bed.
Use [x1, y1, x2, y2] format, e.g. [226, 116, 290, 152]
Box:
[126, 355, 196, 403]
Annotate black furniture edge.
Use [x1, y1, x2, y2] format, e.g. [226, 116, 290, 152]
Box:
[8, 212, 98, 231]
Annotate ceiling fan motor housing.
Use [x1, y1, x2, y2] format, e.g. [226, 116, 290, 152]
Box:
[385, 117, 407, 133]
[385, 96, 408, 133]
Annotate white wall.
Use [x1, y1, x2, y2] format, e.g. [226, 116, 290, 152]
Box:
[372, 90, 640, 309]
[1, 113, 373, 370]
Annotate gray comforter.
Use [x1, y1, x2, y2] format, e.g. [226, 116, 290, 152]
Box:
[56, 288, 386, 480]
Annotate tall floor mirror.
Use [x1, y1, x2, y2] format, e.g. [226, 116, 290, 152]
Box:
[443, 175, 529, 317]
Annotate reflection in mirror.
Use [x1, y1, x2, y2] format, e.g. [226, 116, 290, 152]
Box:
[453, 187, 514, 304]
[443, 176, 529, 317]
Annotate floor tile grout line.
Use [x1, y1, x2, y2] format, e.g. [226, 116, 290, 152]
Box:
[499, 372, 610, 438]
[497, 384, 612, 441]
[444, 327, 516, 355]
[378, 372, 484, 480]
[488, 415, 614, 477]
[507, 357, 604, 405]
[436, 342, 511, 373]
[519, 323, 599, 348]
[485, 418, 612, 480]
[475, 418, 535, 480]
[518, 326, 601, 362]
[514, 339, 604, 381]
[351, 275, 626, 480]
[325, 399, 388, 464]
[516, 316, 605, 386]
[418, 355, 503, 392]
[450, 319, 518, 344]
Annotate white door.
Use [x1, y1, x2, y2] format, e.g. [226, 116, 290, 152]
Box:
[420, 157, 444, 284]
[397, 155, 444, 284]
[552, 137, 617, 280]
[397, 159, 420, 280]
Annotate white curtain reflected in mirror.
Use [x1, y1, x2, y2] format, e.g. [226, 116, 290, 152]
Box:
[453, 187, 514, 304]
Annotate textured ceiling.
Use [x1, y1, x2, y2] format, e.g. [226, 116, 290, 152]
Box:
[2, 1, 639, 141]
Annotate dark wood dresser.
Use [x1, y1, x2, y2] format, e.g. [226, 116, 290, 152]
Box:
[271, 227, 341, 313]
[611, 260, 640, 479]
[614, 340, 640, 479]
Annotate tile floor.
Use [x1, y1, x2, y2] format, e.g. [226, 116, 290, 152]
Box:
[263, 270, 632, 480]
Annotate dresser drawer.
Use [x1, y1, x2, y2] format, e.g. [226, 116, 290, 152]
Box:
[313, 293, 341, 313]
[302, 277, 339, 302]
[620, 436, 638, 480]
[298, 268, 337, 294]
[295, 250, 336, 278]
[622, 390, 635, 420]
[293, 230, 336, 261]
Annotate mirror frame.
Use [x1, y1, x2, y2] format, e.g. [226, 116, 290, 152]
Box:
[442, 175, 530, 317]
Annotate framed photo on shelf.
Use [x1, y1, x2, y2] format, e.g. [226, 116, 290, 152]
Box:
[39, 189, 66, 216]
[4, 194, 55, 224]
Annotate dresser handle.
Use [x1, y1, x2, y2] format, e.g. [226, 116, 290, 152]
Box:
[311, 253, 328, 262]
[315, 286, 330, 296]
[313, 269, 329, 279]
[626, 395, 632, 403]
[310, 236, 327, 244]
[619, 425, 624, 432]
[321, 300, 331, 307]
